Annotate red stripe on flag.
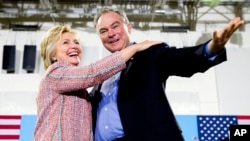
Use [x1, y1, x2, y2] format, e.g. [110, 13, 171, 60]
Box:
[0, 135, 19, 139]
[0, 116, 21, 119]
[0, 125, 20, 129]
[238, 115, 250, 120]
[0, 115, 21, 140]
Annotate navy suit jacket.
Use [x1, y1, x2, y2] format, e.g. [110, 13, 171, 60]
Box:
[90, 42, 227, 141]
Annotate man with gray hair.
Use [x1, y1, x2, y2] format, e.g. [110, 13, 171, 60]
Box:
[90, 7, 244, 141]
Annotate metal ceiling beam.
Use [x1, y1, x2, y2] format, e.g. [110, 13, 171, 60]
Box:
[0, 0, 249, 31]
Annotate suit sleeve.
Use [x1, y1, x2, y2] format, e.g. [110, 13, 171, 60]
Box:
[150, 41, 227, 78]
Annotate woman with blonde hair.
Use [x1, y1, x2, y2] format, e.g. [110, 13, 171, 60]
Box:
[33, 25, 161, 141]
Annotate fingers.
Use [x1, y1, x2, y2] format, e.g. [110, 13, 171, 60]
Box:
[141, 40, 162, 46]
[232, 17, 244, 32]
[211, 17, 244, 50]
[149, 41, 163, 47]
[227, 17, 244, 36]
[212, 30, 218, 41]
[216, 17, 244, 41]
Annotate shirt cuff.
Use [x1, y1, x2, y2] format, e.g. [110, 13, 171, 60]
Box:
[204, 41, 224, 61]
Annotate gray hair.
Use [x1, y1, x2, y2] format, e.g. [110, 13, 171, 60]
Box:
[93, 7, 130, 28]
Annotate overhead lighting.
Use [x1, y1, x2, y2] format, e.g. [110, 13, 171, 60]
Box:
[161, 26, 190, 32]
[69, 8, 85, 14]
[154, 9, 182, 15]
[9, 24, 40, 31]
[1, 8, 18, 14]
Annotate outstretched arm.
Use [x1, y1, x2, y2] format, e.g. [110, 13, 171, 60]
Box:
[208, 17, 244, 53]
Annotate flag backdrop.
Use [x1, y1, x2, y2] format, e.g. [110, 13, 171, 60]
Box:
[0, 115, 36, 141]
[0, 115, 21, 141]
[0, 115, 249, 141]
[175, 115, 250, 141]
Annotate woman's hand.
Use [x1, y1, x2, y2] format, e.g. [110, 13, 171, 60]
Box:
[134, 40, 163, 52]
[119, 40, 162, 61]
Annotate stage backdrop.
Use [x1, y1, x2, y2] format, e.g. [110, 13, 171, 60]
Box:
[0, 115, 250, 141]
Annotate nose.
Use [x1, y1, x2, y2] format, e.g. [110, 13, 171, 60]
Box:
[107, 29, 115, 38]
[71, 42, 79, 49]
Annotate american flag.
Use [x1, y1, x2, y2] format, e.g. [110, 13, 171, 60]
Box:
[197, 115, 250, 141]
[0, 115, 21, 141]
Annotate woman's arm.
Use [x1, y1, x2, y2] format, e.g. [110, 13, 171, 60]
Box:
[46, 40, 162, 93]
[119, 40, 162, 61]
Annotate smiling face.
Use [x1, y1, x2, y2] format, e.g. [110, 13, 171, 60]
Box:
[96, 11, 132, 53]
[54, 32, 82, 66]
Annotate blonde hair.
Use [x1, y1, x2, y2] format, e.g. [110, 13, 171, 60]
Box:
[40, 25, 78, 69]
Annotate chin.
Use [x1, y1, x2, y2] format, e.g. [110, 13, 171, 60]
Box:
[111, 46, 123, 52]
[69, 60, 80, 66]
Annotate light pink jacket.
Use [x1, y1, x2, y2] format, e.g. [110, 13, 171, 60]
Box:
[34, 52, 126, 141]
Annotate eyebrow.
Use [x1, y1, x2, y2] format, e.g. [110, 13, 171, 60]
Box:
[60, 39, 79, 43]
[99, 21, 120, 32]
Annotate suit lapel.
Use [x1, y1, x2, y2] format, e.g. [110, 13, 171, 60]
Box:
[123, 57, 134, 75]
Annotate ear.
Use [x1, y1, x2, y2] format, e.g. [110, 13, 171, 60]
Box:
[52, 57, 57, 62]
[127, 23, 132, 34]
[51, 52, 57, 61]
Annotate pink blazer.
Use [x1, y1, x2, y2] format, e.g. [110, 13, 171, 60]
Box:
[34, 52, 126, 141]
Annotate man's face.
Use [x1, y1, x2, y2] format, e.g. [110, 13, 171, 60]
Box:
[96, 12, 132, 52]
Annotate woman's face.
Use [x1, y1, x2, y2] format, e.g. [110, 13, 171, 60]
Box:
[54, 32, 82, 66]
